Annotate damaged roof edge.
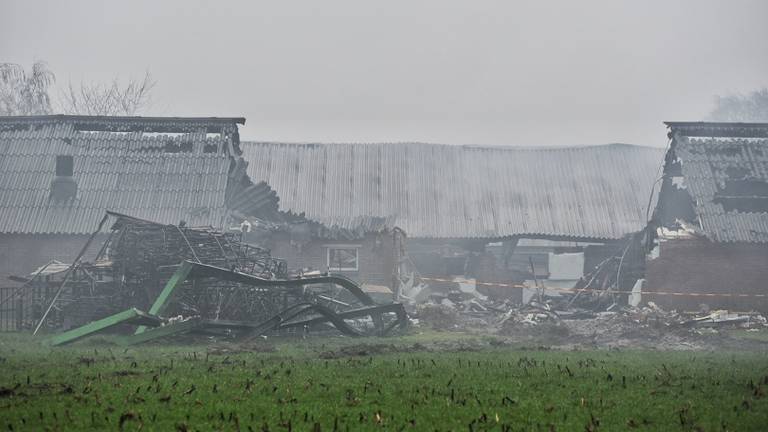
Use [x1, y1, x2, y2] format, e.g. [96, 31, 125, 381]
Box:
[655, 126, 768, 243]
[0, 115, 245, 133]
[665, 121, 768, 138]
[0, 115, 246, 124]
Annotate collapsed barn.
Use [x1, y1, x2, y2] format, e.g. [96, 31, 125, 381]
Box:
[0, 115, 403, 335]
[4, 114, 765, 341]
[646, 122, 768, 312]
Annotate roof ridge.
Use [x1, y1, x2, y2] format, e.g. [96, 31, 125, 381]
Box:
[241, 141, 659, 151]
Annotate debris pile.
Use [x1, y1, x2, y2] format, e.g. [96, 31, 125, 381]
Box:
[10, 212, 407, 345]
[408, 277, 768, 349]
[107, 213, 288, 279]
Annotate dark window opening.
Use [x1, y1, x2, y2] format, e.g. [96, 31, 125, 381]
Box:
[56, 155, 74, 176]
[714, 197, 768, 213]
[702, 146, 742, 157]
[713, 179, 768, 213]
[717, 179, 768, 197]
[724, 166, 751, 180]
[164, 140, 193, 153]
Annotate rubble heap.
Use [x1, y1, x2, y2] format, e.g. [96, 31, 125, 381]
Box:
[10, 212, 407, 345]
[407, 276, 768, 350]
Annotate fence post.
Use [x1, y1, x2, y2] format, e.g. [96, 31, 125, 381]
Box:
[16, 297, 23, 331]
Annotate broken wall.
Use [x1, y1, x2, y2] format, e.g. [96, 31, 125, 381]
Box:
[263, 231, 395, 290]
[645, 237, 768, 312]
[473, 251, 523, 303]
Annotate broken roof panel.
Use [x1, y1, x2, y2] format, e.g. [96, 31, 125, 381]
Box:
[241, 142, 665, 240]
[665, 122, 768, 243]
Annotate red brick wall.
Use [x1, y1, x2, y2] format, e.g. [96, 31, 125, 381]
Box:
[645, 238, 768, 312]
[262, 232, 395, 289]
[474, 252, 523, 303]
[0, 234, 107, 286]
[0, 231, 396, 294]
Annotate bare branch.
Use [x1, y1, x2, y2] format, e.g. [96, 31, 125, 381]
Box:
[0, 61, 56, 116]
[708, 88, 768, 122]
[59, 71, 156, 116]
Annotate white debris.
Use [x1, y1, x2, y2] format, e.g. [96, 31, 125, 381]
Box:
[628, 279, 644, 307]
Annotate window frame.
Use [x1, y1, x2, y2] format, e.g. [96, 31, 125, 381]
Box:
[325, 245, 360, 272]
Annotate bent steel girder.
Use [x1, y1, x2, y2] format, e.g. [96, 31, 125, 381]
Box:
[280, 303, 408, 336]
[184, 261, 376, 306]
[126, 261, 407, 340]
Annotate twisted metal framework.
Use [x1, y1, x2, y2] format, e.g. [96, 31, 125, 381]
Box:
[23, 212, 406, 340]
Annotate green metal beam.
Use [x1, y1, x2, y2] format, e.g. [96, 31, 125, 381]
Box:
[120, 317, 202, 346]
[135, 261, 193, 334]
[49, 308, 161, 346]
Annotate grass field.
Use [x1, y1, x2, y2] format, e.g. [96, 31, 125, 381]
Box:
[1, 332, 767, 431]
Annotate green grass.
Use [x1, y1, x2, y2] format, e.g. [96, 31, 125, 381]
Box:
[1, 332, 767, 431]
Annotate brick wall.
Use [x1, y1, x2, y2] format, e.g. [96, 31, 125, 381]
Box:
[474, 251, 523, 303]
[645, 237, 768, 312]
[0, 234, 107, 286]
[262, 232, 395, 289]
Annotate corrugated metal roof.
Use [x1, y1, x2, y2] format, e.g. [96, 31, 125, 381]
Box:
[0, 121, 234, 234]
[241, 142, 665, 240]
[673, 134, 768, 243]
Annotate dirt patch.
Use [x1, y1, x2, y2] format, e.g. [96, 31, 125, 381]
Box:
[0, 386, 16, 398]
[494, 313, 768, 351]
[412, 304, 463, 330]
[498, 321, 572, 345]
[318, 342, 431, 359]
[206, 341, 277, 355]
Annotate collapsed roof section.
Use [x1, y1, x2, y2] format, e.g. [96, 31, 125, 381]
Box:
[655, 122, 768, 243]
[241, 142, 666, 241]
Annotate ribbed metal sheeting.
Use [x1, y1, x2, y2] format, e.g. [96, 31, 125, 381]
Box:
[241, 142, 666, 240]
[0, 123, 231, 234]
[676, 137, 768, 243]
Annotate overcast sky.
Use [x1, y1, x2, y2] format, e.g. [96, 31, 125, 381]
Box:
[2, 0, 767, 147]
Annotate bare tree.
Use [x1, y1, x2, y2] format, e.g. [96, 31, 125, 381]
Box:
[0, 61, 56, 115]
[709, 88, 768, 122]
[60, 71, 156, 116]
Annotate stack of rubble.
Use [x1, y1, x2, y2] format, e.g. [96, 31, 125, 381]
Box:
[13, 212, 408, 345]
[407, 274, 767, 347]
